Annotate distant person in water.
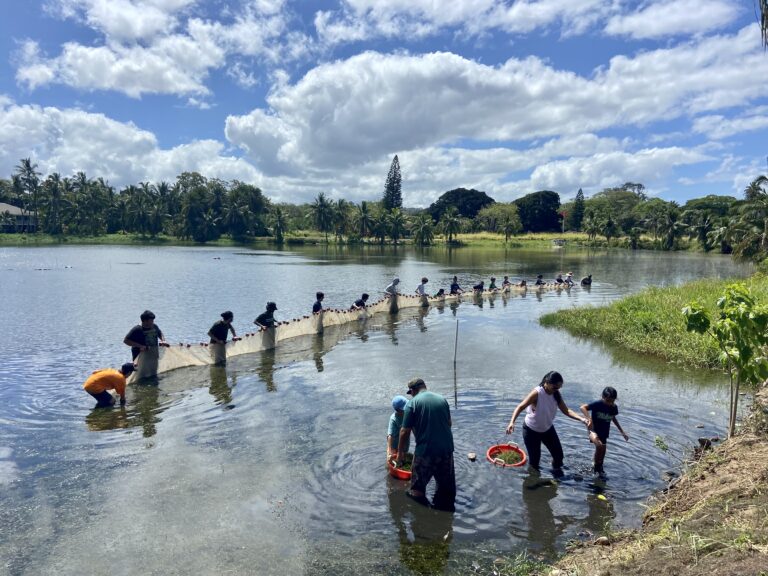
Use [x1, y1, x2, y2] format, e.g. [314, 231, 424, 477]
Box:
[433, 288, 445, 298]
[502, 276, 512, 289]
[254, 302, 278, 329]
[535, 274, 546, 286]
[473, 280, 485, 292]
[580, 386, 629, 478]
[313, 292, 324, 314]
[209, 311, 236, 364]
[83, 363, 135, 408]
[517, 279, 527, 288]
[385, 277, 400, 297]
[352, 293, 369, 310]
[554, 273, 564, 285]
[488, 277, 498, 291]
[415, 277, 428, 296]
[581, 274, 593, 286]
[449, 276, 463, 295]
[564, 272, 575, 286]
[124, 310, 166, 361]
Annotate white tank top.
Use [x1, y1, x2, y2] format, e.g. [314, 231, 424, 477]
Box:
[524, 385, 559, 433]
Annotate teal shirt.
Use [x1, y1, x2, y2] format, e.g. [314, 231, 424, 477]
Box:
[402, 391, 454, 457]
[388, 412, 410, 451]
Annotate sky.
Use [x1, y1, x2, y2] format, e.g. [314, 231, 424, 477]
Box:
[1, 0, 767, 207]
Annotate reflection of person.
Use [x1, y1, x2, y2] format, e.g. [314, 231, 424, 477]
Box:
[254, 302, 277, 329]
[521, 474, 564, 559]
[257, 348, 277, 392]
[208, 365, 233, 405]
[397, 378, 456, 511]
[83, 363, 135, 407]
[583, 491, 615, 538]
[124, 310, 165, 359]
[388, 395, 410, 461]
[506, 371, 588, 474]
[313, 292, 324, 313]
[387, 478, 454, 576]
[208, 310, 236, 364]
[580, 386, 629, 477]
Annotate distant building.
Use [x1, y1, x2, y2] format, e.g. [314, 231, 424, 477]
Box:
[0, 203, 37, 233]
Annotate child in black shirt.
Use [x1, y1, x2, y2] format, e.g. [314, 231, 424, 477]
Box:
[580, 386, 629, 476]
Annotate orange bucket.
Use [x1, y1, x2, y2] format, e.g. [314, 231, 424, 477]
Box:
[486, 443, 527, 468]
[388, 458, 412, 480]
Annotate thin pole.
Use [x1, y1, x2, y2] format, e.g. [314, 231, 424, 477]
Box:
[453, 319, 459, 366]
[453, 319, 459, 408]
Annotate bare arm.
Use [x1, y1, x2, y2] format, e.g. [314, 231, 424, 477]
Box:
[506, 388, 538, 434]
[613, 416, 629, 440]
[396, 427, 411, 463]
[580, 403, 592, 429]
[559, 398, 588, 425]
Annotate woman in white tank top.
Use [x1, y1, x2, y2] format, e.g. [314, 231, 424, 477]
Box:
[505, 371, 587, 472]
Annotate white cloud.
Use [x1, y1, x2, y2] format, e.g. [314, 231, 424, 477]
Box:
[0, 100, 260, 187]
[605, 0, 740, 40]
[692, 107, 768, 139]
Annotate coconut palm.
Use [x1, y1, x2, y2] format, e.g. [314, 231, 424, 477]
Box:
[310, 192, 334, 242]
[370, 212, 389, 245]
[14, 158, 41, 232]
[410, 213, 434, 246]
[354, 201, 372, 238]
[333, 199, 351, 241]
[440, 207, 461, 244]
[387, 208, 408, 244]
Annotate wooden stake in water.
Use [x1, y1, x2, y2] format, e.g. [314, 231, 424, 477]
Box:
[453, 319, 459, 407]
[453, 319, 459, 366]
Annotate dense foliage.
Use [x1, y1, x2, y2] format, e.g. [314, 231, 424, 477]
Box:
[426, 188, 495, 221]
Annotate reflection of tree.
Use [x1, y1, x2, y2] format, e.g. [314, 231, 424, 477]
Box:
[521, 474, 575, 560]
[387, 479, 454, 575]
[257, 348, 277, 392]
[208, 365, 232, 405]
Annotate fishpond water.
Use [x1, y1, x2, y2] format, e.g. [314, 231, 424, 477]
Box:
[0, 245, 753, 575]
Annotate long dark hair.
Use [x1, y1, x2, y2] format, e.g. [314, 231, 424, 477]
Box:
[540, 371, 563, 387]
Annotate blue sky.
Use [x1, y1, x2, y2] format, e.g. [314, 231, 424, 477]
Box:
[1, 0, 767, 207]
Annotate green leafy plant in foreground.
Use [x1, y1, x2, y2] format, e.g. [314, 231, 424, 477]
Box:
[683, 284, 768, 438]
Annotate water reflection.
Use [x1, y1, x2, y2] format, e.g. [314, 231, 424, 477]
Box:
[84, 382, 163, 437]
[208, 365, 234, 405]
[583, 490, 615, 537]
[258, 348, 278, 392]
[388, 478, 454, 576]
[520, 474, 575, 560]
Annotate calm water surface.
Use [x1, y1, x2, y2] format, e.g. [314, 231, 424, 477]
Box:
[0, 245, 753, 575]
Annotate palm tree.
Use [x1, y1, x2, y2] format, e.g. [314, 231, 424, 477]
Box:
[14, 158, 41, 232]
[501, 214, 520, 242]
[355, 201, 372, 238]
[440, 207, 461, 244]
[270, 206, 287, 244]
[410, 213, 434, 246]
[310, 193, 334, 242]
[582, 214, 600, 243]
[370, 212, 389, 245]
[387, 208, 408, 244]
[41, 173, 64, 234]
[334, 199, 351, 241]
[744, 175, 768, 200]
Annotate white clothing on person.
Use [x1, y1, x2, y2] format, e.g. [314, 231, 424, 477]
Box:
[524, 385, 559, 433]
[415, 283, 427, 296]
[385, 277, 400, 295]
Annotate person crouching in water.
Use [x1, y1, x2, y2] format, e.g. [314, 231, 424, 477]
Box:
[208, 311, 236, 364]
[580, 386, 629, 478]
[83, 363, 135, 408]
[387, 395, 410, 462]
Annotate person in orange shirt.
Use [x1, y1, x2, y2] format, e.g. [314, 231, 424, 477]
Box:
[83, 363, 135, 408]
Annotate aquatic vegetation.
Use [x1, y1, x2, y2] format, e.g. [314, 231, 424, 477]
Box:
[495, 450, 523, 465]
[540, 275, 768, 370]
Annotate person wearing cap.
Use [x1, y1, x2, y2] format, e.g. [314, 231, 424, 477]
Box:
[351, 293, 369, 310]
[83, 363, 135, 407]
[385, 277, 400, 297]
[209, 311, 237, 364]
[396, 378, 456, 511]
[387, 395, 411, 461]
[564, 272, 575, 287]
[254, 302, 278, 329]
[312, 292, 325, 314]
[124, 310, 165, 361]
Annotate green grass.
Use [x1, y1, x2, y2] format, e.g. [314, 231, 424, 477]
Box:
[540, 275, 768, 370]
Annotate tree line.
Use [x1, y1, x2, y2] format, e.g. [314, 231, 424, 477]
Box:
[2, 156, 767, 261]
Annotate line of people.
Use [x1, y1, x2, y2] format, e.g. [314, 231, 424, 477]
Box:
[386, 371, 628, 512]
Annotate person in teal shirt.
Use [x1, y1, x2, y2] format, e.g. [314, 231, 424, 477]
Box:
[387, 395, 410, 461]
[396, 378, 455, 511]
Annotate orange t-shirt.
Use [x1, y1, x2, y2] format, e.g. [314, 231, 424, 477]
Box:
[83, 369, 126, 396]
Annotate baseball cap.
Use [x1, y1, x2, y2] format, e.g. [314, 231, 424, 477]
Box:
[406, 378, 426, 395]
[392, 395, 408, 411]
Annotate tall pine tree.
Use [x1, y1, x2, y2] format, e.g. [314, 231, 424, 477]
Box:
[382, 155, 402, 211]
[567, 188, 585, 231]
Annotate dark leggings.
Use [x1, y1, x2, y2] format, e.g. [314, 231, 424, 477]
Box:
[522, 423, 564, 470]
[88, 390, 114, 408]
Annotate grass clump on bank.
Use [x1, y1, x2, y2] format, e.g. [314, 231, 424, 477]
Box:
[540, 276, 768, 370]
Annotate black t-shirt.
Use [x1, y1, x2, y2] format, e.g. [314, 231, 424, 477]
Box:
[255, 311, 275, 328]
[449, 282, 461, 294]
[354, 298, 367, 308]
[313, 301, 323, 313]
[125, 324, 163, 359]
[209, 320, 230, 343]
[587, 400, 618, 440]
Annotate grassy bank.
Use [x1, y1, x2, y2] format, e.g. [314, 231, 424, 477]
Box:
[540, 276, 768, 370]
[551, 385, 768, 576]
